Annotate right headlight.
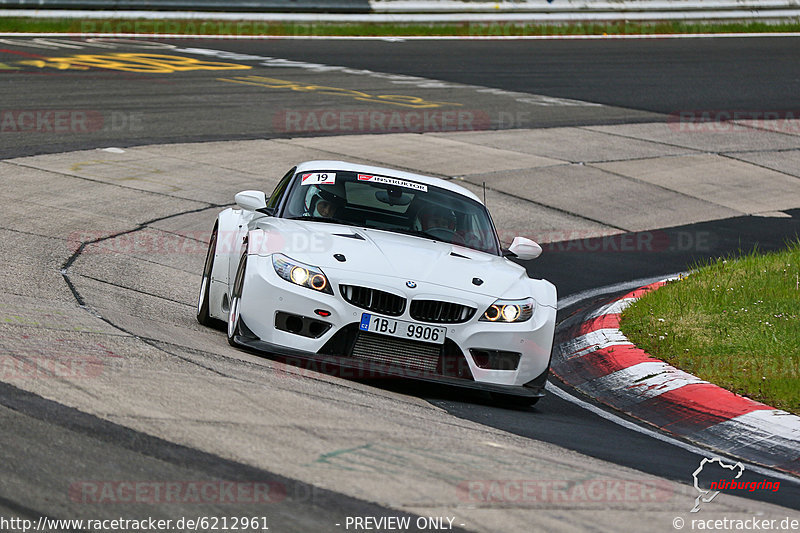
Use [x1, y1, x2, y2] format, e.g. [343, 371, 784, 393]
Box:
[272, 254, 333, 294]
[480, 297, 535, 323]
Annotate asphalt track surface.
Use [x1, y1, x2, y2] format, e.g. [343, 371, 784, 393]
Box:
[1, 35, 799, 530]
[4, 36, 800, 158]
[188, 37, 800, 114]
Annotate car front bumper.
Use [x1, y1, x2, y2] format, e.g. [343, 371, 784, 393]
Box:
[237, 255, 556, 393]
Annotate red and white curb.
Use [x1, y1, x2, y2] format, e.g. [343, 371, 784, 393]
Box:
[552, 280, 800, 477]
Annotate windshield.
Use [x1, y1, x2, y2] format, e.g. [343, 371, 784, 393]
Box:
[281, 170, 501, 255]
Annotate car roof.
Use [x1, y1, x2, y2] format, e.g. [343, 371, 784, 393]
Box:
[294, 160, 482, 204]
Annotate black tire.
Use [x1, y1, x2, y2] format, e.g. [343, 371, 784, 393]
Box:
[227, 247, 248, 347]
[197, 224, 222, 328]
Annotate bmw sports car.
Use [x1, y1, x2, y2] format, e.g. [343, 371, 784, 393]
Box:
[197, 161, 556, 405]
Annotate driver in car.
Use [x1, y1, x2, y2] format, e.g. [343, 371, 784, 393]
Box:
[416, 205, 457, 233]
[310, 189, 344, 219]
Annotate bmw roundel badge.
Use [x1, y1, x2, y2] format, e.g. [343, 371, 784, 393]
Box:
[406, 281, 417, 288]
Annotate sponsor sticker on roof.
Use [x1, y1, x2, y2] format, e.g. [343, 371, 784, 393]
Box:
[357, 174, 427, 192]
[301, 172, 336, 185]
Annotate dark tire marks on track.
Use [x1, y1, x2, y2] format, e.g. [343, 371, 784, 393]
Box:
[0, 381, 466, 532]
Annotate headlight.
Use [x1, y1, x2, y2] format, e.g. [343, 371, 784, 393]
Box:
[480, 298, 535, 323]
[272, 254, 332, 294]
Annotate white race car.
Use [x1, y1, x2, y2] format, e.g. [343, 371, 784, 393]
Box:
[197, 161, 556, 405]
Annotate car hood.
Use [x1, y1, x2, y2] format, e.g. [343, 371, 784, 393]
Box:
[253, 218, 529, 298]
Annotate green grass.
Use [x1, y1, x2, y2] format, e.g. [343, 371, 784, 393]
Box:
[2, 17, 800, 37]
[620, 241, 800, 415]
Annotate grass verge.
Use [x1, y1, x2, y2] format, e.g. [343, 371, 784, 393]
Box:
[2, 18, 800, 37]
[620, 241, 800, 415]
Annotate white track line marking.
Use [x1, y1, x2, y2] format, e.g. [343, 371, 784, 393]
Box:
[557, 274, 674, 310]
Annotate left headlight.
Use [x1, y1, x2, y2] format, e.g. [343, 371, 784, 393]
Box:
[272, 254, 333, 294]
[480, 297, 535, 323]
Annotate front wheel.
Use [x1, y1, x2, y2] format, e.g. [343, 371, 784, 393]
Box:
[227, 247, 248, 346]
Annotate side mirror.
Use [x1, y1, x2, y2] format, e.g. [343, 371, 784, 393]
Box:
[235, 190, 267, 212]
[505, 236, 542, 260]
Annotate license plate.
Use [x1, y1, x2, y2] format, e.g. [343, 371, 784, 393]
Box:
[359, 313, 446, 345]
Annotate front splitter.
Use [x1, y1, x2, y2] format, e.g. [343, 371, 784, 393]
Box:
[233, 334, 547, 399]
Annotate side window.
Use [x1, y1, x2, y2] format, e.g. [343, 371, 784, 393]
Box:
[266, 167, 296, 210]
